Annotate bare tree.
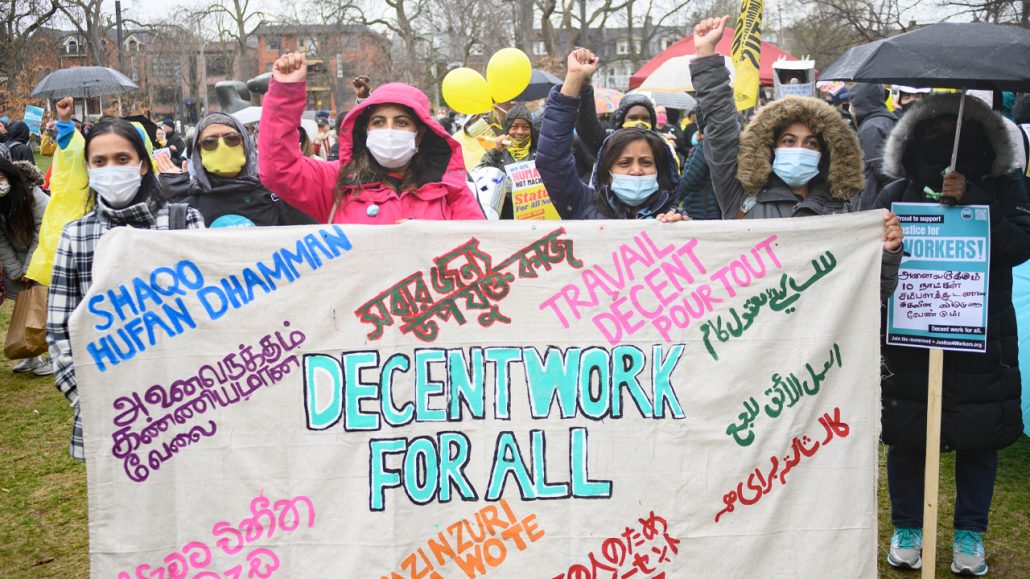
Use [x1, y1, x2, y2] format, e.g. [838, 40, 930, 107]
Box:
[538, 0, 627, 60]
[0, 0, 60, 94]
[940, 0, 1029, 26]
[797, 0, 920, 43]
[57, 0, 113, 66]
[617, 0, 692, 68]
[784, 0, 922, 67]
[199, 0, 267, 78]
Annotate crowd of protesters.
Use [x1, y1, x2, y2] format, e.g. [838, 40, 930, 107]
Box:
[0, 13, 1026, 578]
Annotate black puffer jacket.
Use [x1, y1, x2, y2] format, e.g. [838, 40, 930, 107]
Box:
[874, 93, 1030, 451]
[4, 121, 35, 164]
[850, 83, 897, 210]
[537, 86, 678, 220]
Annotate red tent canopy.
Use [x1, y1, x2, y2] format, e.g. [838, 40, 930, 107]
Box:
[628, 28, 797, 90]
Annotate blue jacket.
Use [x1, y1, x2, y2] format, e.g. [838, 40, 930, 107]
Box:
[536, 85, 679, 220]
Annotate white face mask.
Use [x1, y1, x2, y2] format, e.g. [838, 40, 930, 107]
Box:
[89, 163, 143, 208]
[366, 128, 418, 169]
[0, 180, 10, 197]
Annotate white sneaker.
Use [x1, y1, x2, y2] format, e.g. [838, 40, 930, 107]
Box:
[12, 356, 41, 373]
[32, 360, 54, 376]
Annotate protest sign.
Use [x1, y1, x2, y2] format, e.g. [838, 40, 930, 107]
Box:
[23, 105, 44, 135]
[504, 159, 560, 220]
[888, 202, 990, 352]
[73, 214, 885, 577]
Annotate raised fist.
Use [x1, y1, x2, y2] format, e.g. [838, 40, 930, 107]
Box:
[272, 52, 308, 83]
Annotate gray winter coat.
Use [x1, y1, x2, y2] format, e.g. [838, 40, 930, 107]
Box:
[690, 54, 901, 300]
[851, 82, 897, 211]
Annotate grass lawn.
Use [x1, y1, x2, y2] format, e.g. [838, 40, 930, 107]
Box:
[0, 298, 1026, 577]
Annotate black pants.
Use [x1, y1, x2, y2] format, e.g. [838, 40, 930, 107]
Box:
[887, 444, 998, 532]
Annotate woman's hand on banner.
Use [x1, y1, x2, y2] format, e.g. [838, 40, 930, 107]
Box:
[882, 211, 903, 252]
[657, 210, 691, 223]
[273, 53, 308, 84]
[694, 16, 730, 58]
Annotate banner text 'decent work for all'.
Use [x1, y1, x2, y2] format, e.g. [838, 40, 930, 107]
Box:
[72, 214, 886, 578]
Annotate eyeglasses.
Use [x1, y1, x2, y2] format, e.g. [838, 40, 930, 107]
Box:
[198, 133, 243, 151]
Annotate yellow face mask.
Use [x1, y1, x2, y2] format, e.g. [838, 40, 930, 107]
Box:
[201, 142, 247, 177]
[506, 136, 532, 161]
[622, 120, 652, 130]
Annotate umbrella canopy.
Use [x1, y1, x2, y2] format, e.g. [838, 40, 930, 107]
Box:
[628, 89, 697, 111]
[635, 55, 738, 93]
[594, 88, 624, 114]
[30, 66, 138, 99]
[515, 69, 562, 101]
[629, 28, 796, 91]
[819, 22, 1030, 91]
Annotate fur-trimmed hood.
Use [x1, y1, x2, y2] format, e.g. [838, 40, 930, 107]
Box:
[884, 92, 1016, 179]
[11, 160, 43, 187]
[737, 96, 865, 200]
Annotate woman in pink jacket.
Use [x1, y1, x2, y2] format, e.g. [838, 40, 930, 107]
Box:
[258, 53, 485, 223]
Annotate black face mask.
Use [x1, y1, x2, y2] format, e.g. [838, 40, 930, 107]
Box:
[915, 161, 947, 191]
[918, 135, 954, 166]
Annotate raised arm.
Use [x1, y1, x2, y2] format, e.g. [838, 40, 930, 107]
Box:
[536, 49, 601, 219]
[257, 52, 341, 222]
[690, 16, 749, 219]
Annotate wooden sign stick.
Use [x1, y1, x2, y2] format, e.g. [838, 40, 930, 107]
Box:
[922, 347, 944, 578]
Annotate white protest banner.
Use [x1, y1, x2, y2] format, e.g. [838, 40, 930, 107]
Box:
[888, 202, 991, 352]
[73, 214, 885, 577]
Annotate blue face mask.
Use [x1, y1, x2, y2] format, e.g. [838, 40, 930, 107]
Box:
[609, 172, 659, 206]
[772, 147, 821, 188]
[691, 133, 700, 146]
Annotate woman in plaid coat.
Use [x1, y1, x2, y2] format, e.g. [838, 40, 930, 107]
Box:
[46, 118, 204, 461]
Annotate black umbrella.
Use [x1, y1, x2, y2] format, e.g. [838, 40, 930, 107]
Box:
[123, 115, 159, 145]
[821, 22, 1030, 177]
[820, 22, 1030, 91]
[514, 69, 562, 101]
[30, 66, 138, 99]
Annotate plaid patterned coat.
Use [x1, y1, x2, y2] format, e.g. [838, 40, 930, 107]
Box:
[46, 198, 203, 460]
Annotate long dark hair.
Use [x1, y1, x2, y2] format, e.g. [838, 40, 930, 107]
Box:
[595, 128, 676, 219]
[0, 158, 35, 245]
[83, 119, 161, 209]
[335, 104, 436, 200]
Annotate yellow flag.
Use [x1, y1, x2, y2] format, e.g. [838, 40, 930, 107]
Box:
[731, 0, 764, 111]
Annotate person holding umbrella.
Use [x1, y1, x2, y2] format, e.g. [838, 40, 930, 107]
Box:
[688, 16, 903, 292]
[873, 92, 1030, 576]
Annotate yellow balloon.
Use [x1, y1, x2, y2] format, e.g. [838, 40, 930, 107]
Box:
[442, 68, 492, 115]
[486, 48, 532, 103]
